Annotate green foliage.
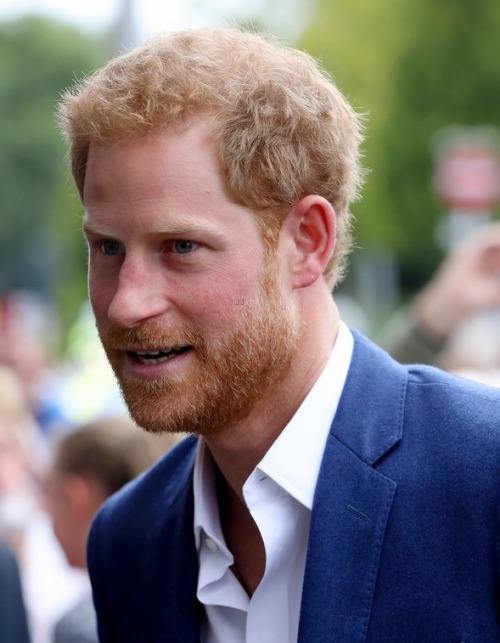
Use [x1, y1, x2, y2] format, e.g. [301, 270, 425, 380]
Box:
[299, 0, 405, 246]
[299, 0, 500, 294]
[0, 15, 108, 328]
[383, 0, 500, 290]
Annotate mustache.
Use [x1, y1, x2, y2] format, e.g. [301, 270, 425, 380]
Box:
[99, 323, 203, 351]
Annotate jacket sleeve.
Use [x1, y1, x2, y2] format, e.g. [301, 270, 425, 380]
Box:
[496, 477, 500, 616]
[0, 542, 31, 643]
[87, 507, 116, 643]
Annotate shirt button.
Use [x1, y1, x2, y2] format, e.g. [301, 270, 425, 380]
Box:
[205, 537, 218, 552]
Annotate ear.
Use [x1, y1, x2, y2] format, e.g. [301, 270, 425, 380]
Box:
[282, 195, 336, 289]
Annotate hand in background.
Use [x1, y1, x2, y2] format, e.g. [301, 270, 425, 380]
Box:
[414, 222, 500, 341]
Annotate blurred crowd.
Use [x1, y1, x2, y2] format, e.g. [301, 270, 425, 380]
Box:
[1, 221, 500, 642]
[0, 292, 180, 643]
[379, 221, 500, 383]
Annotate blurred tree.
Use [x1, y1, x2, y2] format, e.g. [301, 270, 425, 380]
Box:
[384, 0, 500, 292]
[299, 0, 500, 297]
[0, 16, 108, 333]
[299, 0, 407, 254]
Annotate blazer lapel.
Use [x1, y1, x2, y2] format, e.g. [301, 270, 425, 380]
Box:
[154, 471, 202, 642]
[299, 332, 406, 643]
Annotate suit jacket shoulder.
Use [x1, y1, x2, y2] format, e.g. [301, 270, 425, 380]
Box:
[87, 331, 500, 643]
[0, 542, 31, 643]
[299, 330, 500, 643]
[88, 434, 201, 643]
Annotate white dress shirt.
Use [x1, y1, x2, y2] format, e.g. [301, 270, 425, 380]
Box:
[193, 321, 354, 643]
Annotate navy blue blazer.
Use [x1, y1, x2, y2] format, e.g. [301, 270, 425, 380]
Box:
[88, 331, 500, 642]
[0, 542, 31, 643]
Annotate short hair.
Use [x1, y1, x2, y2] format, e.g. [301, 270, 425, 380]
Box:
[57, 26, 365, 286]
[51, 415, 166, 497]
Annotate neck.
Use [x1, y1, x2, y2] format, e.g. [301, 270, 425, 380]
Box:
[215, 467, 265, 595]
[207, 294, 340, 498]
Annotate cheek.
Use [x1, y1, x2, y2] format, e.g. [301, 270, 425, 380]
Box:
[88, 272, 107, 304]
[181, 271, 262, 327]
[47, 495, 64, 541]
[51, 507, 63, 541]
[49, 496, 75, 555]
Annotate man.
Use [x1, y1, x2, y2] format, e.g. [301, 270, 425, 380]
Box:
[46, 415, 175, 643]
[57, 26, 500, 642]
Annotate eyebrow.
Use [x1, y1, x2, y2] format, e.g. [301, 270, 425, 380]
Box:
[154, 221, 222, 238]
[82, 220, 223, 239]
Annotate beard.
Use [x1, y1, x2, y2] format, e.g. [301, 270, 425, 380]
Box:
[98, 268, 300, 439]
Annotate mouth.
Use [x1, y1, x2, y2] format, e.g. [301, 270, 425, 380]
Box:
[127, 346, 192, 365]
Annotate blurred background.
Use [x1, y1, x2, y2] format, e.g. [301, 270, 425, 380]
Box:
[1, 2, 500, 641]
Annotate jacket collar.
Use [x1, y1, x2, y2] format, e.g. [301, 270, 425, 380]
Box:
[332, 329, 406, 464]
[299, 330, 406, 642]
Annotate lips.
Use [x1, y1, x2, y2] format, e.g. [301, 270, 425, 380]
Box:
[128, 346, 191, 364]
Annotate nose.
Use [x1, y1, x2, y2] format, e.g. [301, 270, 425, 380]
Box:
[106, 255, 170, 328]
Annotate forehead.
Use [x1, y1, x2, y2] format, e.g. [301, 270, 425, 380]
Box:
[83, 119, 222, 205]
[82, 120, 266, 243]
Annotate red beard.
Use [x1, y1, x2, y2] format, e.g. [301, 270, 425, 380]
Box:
[99, 279, 299, 439]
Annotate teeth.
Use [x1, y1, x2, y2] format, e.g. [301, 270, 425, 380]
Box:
[136, 354, 175, 364]
[133, 348, 186, 365]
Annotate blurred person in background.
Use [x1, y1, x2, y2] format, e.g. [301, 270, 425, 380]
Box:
[58, 301, 128, 427]
[0, 364, 47, 555]
[0, 539, 31, 643]
[0, 291, 127, 434]
[0, 365, 88, 643]
[0, 291, 69, 437]
[46, 415, 179, 643]
[382, 221, 500, 374]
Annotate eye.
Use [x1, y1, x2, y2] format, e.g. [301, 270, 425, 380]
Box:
[172, 240, 197, 254]
[100, 239, 121, 256]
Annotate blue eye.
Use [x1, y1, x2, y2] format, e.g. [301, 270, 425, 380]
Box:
[173, 240, 196, 254]
[101, 240, 121, 256]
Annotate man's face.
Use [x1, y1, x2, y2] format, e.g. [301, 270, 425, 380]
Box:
[83, 120, 299, 438]
[45, 471, 77, 567]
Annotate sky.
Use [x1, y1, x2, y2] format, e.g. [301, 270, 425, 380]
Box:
[0, 0, 263, 43]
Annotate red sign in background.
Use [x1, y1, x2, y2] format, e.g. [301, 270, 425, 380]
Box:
[434, 140, 500, 212]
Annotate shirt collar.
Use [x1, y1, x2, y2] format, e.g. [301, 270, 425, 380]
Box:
[257, 320, 353, 509]
[193, 321, 354, 543]
[193, 440, 224, 551]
